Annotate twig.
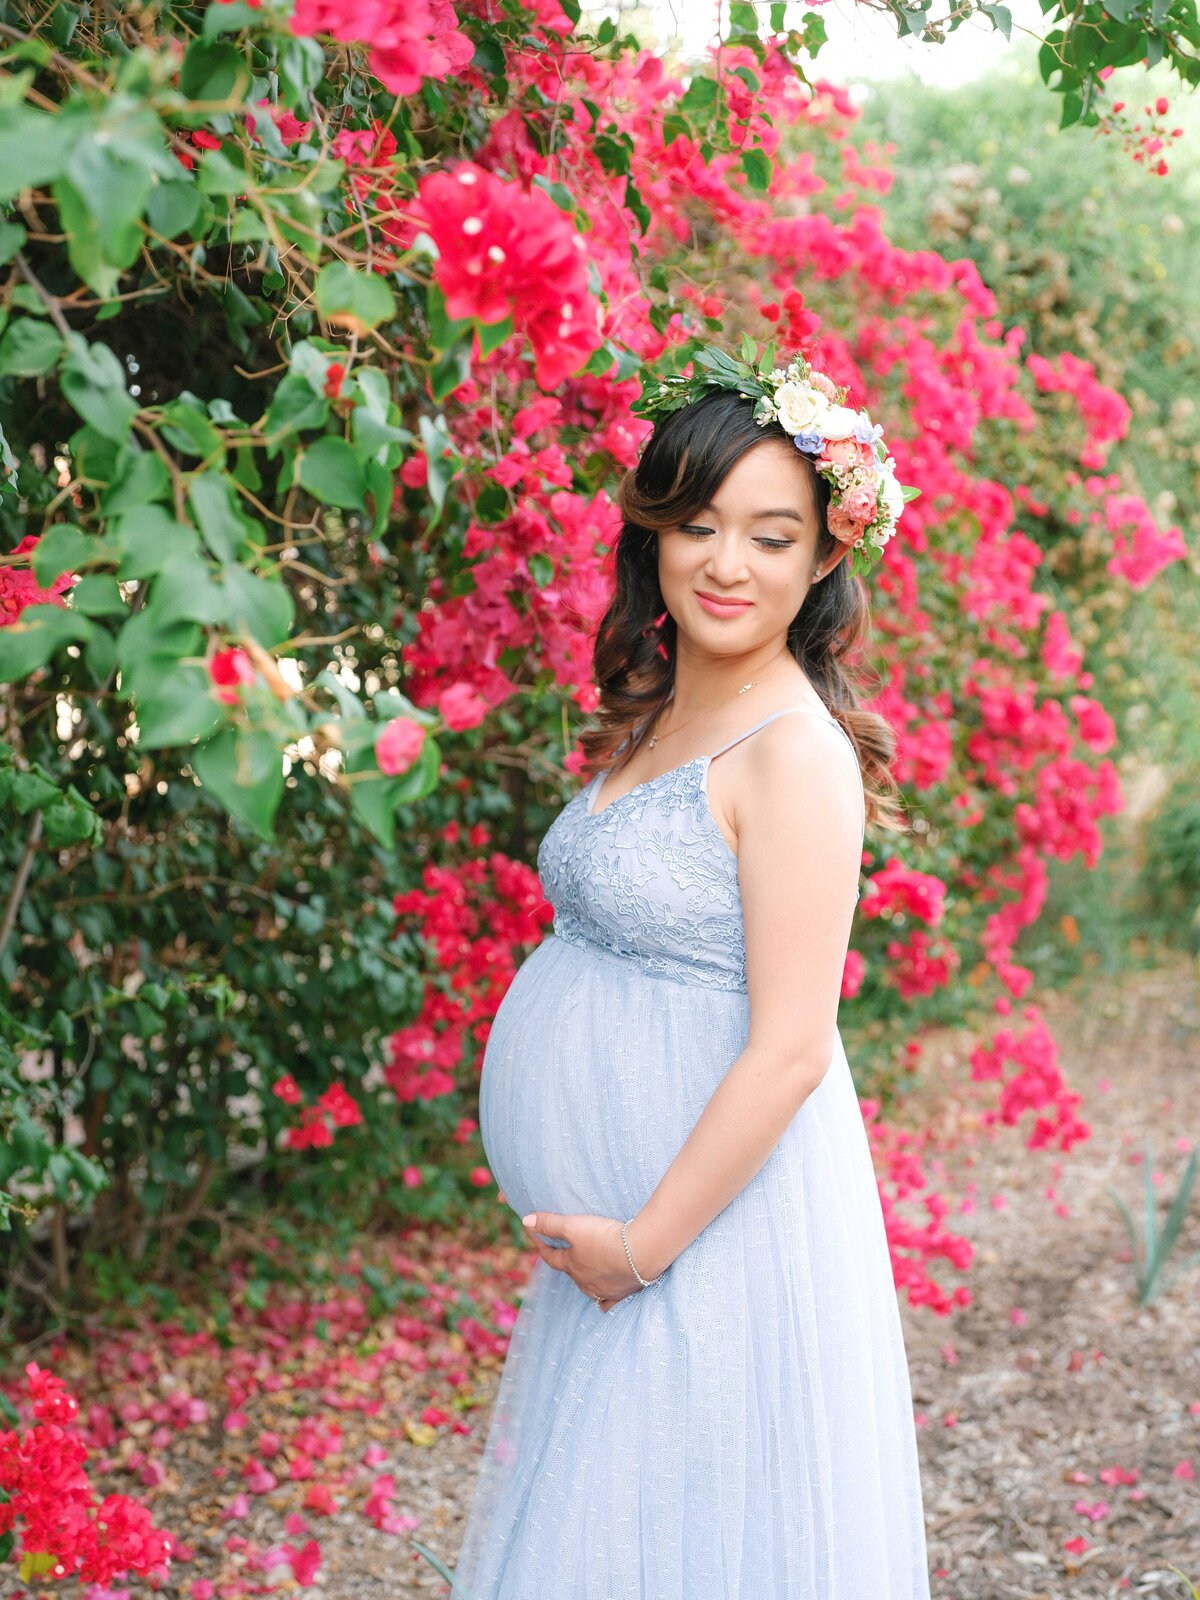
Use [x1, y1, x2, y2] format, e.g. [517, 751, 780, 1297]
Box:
[0, 808, 43, 961]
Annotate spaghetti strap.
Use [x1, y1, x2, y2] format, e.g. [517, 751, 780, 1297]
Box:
[709, 706, 866, 864]
[708, 704, 843, 758]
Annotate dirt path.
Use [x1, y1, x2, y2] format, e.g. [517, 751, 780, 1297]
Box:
[902, 954, 1200, 1597]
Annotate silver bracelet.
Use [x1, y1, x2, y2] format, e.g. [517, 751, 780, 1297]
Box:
[622, 1219, 661, 1287]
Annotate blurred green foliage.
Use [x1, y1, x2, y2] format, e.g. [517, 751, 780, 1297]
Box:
[856, 47, 1200, 977]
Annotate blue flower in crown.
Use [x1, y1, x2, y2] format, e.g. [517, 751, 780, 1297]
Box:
[792, 430, 826, 455]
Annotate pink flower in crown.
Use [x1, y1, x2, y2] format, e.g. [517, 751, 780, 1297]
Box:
[822, 438, 860, 469]
[827, 506, 864, 544]
[809, 370, 840, 402]
[843, 481, 879, 523]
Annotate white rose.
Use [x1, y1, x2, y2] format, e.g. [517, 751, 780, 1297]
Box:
[773, 381, 829, 436]
[817, 403, 861, 441]
[879, 468, 905, 523]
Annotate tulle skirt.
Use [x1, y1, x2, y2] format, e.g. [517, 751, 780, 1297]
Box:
[454, 933, 931, 1598]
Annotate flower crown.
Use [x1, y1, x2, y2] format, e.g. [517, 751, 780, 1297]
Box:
[631, 335, 920, 579]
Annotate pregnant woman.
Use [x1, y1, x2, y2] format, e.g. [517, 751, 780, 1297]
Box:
[453, 344, 932, 1598]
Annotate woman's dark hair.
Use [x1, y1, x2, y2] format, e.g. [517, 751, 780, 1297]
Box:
[580, 387, 906, 834]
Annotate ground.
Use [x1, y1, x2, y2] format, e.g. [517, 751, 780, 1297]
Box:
[4, 954, 1198, 1600]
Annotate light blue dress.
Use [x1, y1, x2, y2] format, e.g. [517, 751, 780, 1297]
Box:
[454, 707, 931, 1599]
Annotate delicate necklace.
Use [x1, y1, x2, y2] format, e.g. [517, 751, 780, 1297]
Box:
[647, 674, 767, 749]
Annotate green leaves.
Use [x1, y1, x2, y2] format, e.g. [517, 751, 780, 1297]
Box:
[0, 318, 64, 377]
[112, 504, 201, 580]
[897, 3, 932, 38]
[0, 102, 81, 203]
[740, 148, 773, 192]
[347, 733, 441, 849]
[1108, 1136, 1200, 1306]
[159, 394, 224, 461]
[220, 565, 294, 648]
[680, 75, 719, 117]
[179, 39, 252, 102]
[189, 472, 252, 563]
[0, 604, 93, 683]
[295, 435, 365, 509]
[315, 261, 397, 334]
[192, 728, 285, 839]
[31, 524, 107, 586]
[134, 664, 223, 748]
[51, 97, 180, 296]
[61, 334, 137, 442]
[979, 3, 1013, 38]
[0, 745, 106, 851]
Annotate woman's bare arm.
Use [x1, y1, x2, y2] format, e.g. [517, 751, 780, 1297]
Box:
[625, 717, 864, 1280]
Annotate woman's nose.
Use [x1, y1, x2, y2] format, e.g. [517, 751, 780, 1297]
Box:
[705, 539, 749, 581]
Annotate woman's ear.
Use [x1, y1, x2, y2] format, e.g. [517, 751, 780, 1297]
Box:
[815, 542, 853, 580]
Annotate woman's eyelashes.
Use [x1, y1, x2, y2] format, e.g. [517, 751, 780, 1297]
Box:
[678, 525, 794, 550]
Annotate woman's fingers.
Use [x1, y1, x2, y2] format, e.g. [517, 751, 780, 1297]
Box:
[523, 1210, 567, 1240]
[532, 1240, 566, 1271]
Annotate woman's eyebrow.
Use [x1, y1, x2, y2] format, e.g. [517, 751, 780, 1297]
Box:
[699, 504, 806, 524]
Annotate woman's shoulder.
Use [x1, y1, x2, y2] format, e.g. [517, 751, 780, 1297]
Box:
[732, 708, 863, 815]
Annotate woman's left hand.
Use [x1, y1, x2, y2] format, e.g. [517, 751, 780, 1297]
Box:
[521, 1211, 645, 1311]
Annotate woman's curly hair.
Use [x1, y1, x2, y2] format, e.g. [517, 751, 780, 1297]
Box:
[580, 387, 906, 835]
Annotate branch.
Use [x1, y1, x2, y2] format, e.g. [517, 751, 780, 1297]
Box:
[0, 808, 44, 962]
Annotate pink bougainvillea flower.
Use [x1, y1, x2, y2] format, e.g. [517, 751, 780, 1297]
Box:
[1069, 694, 1117, 753]
[858, 857, 947, 925]
[0, 1363, 174, 1586]
[1072, 1497, 1110, 1520]
[317, 1082, 363, 1128]
[0, 533, 75, 624]
[840, 948, 865, 1000]
[303, 1483, 337, 1515]
[403, 161, 604, 389]
[288, 0, 473, 98]
[884, 928, 959, 999]
[1063, 1535, 1091, 1555]
[438, 681, 491, 732]
[375, 716, 426, 776]
[208, 647, 255, 705]
[25, 1362, 81, 1424]
[240, 1456, 277, 1494]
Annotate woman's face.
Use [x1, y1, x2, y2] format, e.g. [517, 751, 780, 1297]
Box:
[657, 439, 848, 652]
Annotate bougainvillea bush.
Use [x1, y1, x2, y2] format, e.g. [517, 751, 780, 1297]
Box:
[0, 0, 1188, 1338]
[0, 1359, 174, 1585]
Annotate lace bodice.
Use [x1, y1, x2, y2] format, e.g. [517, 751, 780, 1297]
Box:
[536, 707, 865, 993]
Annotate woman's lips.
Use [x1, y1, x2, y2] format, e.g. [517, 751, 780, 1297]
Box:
[695, 590, 754, 617]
